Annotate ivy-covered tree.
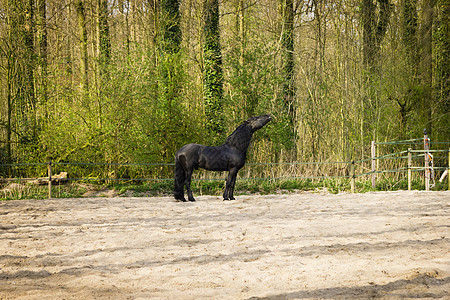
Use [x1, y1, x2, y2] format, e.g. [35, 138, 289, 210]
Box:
[156, 0, 186, 160]
[419, 0, 435, 134]
[203, 0, 224, 139]
[435, 0, 450, 140]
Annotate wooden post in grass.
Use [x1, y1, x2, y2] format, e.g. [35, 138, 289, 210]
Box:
[351, 161, 355, 193]
[424, 132, 430, 191]
[408, 148, 412, 190]
[48, 161, 52, 199]
[448, 148, 450, 191]
[371, 141, 376, 188]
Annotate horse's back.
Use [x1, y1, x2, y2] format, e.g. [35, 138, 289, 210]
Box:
[199, 144, 245, 171]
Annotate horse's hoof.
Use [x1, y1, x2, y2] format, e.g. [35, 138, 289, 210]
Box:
[223, 198, 230, 201]
[175, 198, 187, 202]
[188, 198, 196, 202]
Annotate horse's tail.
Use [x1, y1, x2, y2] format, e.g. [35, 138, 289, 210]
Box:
[174, 156, 185, 200]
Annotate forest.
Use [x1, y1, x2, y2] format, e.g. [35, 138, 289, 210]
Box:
[0, 0, 449, 181]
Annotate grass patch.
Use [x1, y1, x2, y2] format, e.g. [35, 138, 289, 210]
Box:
[1, 176, 448, 200]
[0, 182, 87, 200]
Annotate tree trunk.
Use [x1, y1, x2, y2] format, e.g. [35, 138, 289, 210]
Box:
[361, 0, 392, 142]
[76, 0, 89, 96]
[238, 0, 245, 68]
[24, 0, 36, 111]
[276, 0, 297, 152]
[435, 0, 450, 140]
[160, 0, 182, 111]
[23, 0, 37, 140]
[98, 0, 111, 73]
[279, 0, 295, 117]
[161, 0, 181, 54]
[6, 52, 14, 167]
[402, 0, 418, 65]
[203, 0, 224, 137]
[419, 0, 435, 134]
[36, 0, 48, 106]
[362, 0, 392, 70]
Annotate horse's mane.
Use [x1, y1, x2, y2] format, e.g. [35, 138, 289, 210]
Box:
[225, 123, 253, 153]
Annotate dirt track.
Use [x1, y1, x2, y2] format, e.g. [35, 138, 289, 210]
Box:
[1, 191, 449, 299]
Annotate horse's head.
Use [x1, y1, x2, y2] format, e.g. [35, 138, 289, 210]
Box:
[246, 114, 271, 132]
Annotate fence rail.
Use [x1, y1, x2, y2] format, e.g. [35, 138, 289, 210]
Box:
[1, 141, 449, 199]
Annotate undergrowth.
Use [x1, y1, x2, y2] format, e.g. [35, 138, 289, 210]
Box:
[1, 177, 448, 200]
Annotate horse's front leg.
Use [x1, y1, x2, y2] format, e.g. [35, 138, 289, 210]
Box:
[224, 168, 238, 201]
[228, 168, 239, 200]
[185, 170, 196, 202]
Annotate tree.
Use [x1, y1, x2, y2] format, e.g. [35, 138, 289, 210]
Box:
[402, 0, 418, 65]
[97, 0, 111, 77]
[203, 0, 224, 138]
[277, 0, 296, 151]
[362, 0, 392, 70]
[361, 0, 392, 141]
[36, 0, 48, 106]
[1, 0, 39, 166]
[395, 0, 419, 133]
[156, 0, 186, 160]
[435, 0, 450, 140]
[161, 0, 182, 54]
[76, 0, 89, 96]
[279, 0, 295, 116]
[419, 0, 435, 134]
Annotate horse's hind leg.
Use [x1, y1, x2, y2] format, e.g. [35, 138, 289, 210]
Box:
[185, 169, 196, 202]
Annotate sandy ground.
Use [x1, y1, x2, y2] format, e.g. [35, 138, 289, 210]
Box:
[0, 191, 449, 299]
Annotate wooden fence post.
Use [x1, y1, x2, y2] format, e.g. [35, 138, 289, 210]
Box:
[371, 141, 376, 188]
[424, 133, 430, 191]
[448, 148, 450, 191]
[351, 161, 355, 193]
[48, 161, 52, 199]
[408, 148, 412, 190]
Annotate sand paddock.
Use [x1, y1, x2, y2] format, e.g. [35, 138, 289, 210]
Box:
[1, 191, 449, 299]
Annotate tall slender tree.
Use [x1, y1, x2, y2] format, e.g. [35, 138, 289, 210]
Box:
[279, 0, 295, 118]
[203, 0, 224, 138]
[396, 0, 419, 132]
[402, 0, 418, 65]
[361, 0, 392, 141]
[362, 0, 392, 71]
[435, 0, 450, 140]
[157, 0, 185, 159]
[161, 0, 181, 54]
[98, 0, 111, 74]
[36, 0, 48, 106]
[419, 0, 435, 134]
[277, 0, 296, 151]
[76, 0, 89, 96]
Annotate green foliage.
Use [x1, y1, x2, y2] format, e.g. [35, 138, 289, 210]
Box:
[265, 115, 296, 151]
[1, 0, 449, 196]
[160, 0, 181, 54]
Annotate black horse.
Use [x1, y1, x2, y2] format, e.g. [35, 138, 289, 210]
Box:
[174, 114, 271, 202]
